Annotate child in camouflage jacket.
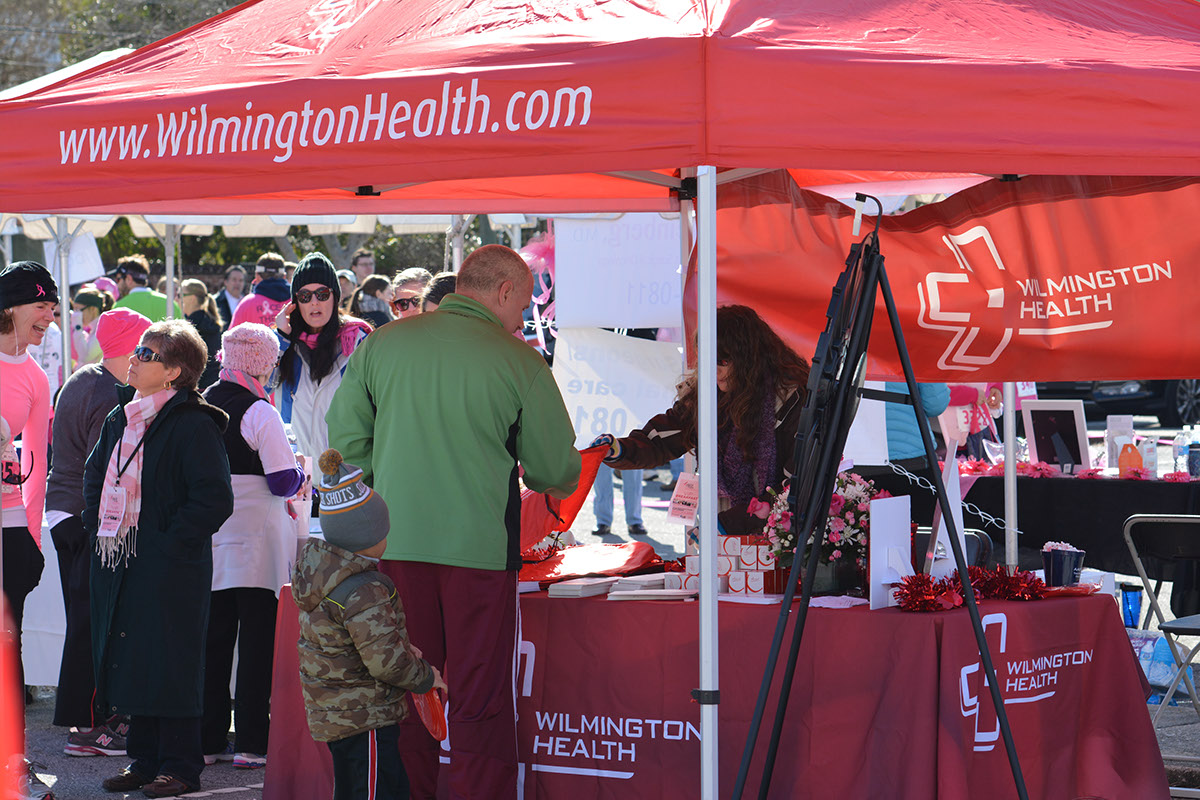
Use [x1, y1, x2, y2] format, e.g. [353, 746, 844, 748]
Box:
[294, 450, 445, 800]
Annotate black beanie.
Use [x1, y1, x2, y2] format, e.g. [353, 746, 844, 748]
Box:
[292, 252, 340, 305]
[0, 261, 60, 311]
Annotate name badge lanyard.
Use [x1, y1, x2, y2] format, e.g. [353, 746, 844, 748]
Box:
[114, 429, 151, 486]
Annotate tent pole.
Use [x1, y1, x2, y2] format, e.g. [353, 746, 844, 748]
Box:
[1, 232, 11, 266]
[695, 165, 719, 800]
[1003, 382, 1017, 567]
[164, 224, 178, 320]
[56, 217, 73, 377]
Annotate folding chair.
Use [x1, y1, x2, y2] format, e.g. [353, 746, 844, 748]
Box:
[1123, 513, 1200, 725]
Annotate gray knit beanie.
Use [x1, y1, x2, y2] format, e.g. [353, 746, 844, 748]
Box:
[317, 449, 390, 553]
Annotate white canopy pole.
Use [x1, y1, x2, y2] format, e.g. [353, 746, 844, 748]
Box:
[696, 165, 719, 800]
[1003, 382, 1017, 567]
[164, 224, 178, 320]
[57, 217, 73, 377]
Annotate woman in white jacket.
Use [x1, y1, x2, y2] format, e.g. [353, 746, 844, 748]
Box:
[200, 323, 307, 769]
[273, 252, 371, 461]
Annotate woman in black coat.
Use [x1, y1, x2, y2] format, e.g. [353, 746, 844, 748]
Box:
[178, 278, 223, 389]
[83, 319, 234, 798]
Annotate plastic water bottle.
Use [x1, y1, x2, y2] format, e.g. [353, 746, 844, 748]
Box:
[1174, 426, 1191, 472]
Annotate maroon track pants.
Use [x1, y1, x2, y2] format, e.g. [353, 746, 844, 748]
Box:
[379, 560, 518, 800]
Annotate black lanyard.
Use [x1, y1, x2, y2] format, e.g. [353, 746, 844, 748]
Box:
[114, 429, 152, 485]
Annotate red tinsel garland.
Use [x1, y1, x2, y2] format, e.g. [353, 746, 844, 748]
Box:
[894, 565, 1045, 612]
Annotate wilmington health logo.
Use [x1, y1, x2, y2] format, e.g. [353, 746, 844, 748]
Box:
[959, 613, 1093, 752]
[914, 225, 1175, 372]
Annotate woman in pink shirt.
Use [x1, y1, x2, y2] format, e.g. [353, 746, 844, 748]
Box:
[0, 261, 58, 701]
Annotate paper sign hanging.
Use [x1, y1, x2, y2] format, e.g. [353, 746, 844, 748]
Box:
[552, 327, 683, 447]
[554, 214, 682, 329]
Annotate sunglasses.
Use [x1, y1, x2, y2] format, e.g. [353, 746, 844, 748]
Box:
[133, 346, 164, 363]
[296, 287, 334, 304]
[393, 296, 421, 312]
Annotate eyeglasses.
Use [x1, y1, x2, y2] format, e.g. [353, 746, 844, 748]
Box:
[296, 287, 333, 304]
[393, 296, 421, 312]
[133, 346, 164, 363]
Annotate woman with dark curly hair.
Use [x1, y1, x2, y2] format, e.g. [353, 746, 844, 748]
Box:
[597, 305, 809, 535]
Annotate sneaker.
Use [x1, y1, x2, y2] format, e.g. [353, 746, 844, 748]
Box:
[64, 724, 126, 757]
[19, 761, 55, 799]
[141, 774, 199, 798]
[203, 741, 235, 766]
[232, 753, 266, 770]
[105, 714, 131, 738]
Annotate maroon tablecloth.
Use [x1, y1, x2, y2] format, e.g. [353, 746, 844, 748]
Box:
[265, 592, 1166, 799]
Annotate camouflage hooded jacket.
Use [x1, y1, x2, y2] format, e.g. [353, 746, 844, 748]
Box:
[292, 538, 435, 743]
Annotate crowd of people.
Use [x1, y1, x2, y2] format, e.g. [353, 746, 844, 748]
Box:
[3, 244, 829, 800]
[0, 247, 475, 799]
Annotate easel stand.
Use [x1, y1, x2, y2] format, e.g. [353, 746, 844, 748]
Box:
[731, 202, 1029, 800]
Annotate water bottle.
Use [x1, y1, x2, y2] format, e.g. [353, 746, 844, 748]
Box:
[1174, 426, 1191, 472]
[1189, 437, 1200, 478]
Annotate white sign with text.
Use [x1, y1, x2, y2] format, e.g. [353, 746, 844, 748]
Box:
[553, 328, 683, 447]
[554, 214, 682, 329]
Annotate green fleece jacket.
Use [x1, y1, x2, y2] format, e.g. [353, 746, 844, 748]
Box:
[327, 294, 581, 569]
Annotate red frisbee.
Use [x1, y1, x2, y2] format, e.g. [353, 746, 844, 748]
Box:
[413, 688, 447, 741]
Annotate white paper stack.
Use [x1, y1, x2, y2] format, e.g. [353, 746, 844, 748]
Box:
[547, 577, 620, 598]
[607, 588, 698, 601]
[611, 573, 666, 592]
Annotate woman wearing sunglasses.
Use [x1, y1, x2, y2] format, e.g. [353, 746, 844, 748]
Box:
[0, 262, 56, 732]
[275, 252, 372, 462]
[391, 266, 433, 319]
[83, 319, 234, 797]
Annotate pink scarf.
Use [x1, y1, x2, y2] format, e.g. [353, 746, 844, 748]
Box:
[97, 388, 176, 569]
[219, 368, 273, 405]
[296, 319, 373, 357]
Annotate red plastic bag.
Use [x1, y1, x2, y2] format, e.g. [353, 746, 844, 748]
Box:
[518, 541, 660, 584]
[519, 444, 609, 553]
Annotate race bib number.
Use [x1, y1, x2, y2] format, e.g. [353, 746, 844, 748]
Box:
[97, 486, 127, 538]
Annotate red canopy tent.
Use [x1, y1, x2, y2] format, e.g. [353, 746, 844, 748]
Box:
[0, 0, 1198, 212]
[3, 1, 1199, 796]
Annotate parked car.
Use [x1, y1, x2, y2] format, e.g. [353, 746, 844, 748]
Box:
[1037, 380, 1200, 426]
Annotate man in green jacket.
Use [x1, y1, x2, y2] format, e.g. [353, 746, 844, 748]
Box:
[327, 244, 580, 800]
[110, 255, 181, 322]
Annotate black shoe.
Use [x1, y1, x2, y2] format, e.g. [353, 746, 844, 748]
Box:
[142, 774, 199, 798]
[593, 524, 611, 536]
[628, 524, 649, 536]
[102, 768, 151, 792]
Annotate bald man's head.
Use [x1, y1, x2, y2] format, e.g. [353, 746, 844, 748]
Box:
[456, 245, 534, 334]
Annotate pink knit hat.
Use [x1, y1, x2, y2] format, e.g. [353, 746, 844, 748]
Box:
[95, 308, 152, 358]
[218, 322, 280, 378]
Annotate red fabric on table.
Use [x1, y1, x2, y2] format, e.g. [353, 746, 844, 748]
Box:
[266, 593, 1166, 799]
[264, 591, 332, 800]
[518, 541, 659, 584]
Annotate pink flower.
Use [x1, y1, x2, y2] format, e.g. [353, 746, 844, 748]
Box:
[779, 511, 792, 528]
[876, 489, 892, 499]
[845, 513, 855, 526]
[1074, 468, 1104, 480]
[1164, 471, 1192, 483]
[1120, 467, 1152, 481]
[748, 497, 772, 519]
[831, 549, 843, 560]
[857, 502, 868, 512]
[829, 517, 845, 533]
[828, 531, 842, 544]
[829, 494, 846, 515]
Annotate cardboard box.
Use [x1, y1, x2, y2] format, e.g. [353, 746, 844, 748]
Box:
[727, 571, 747, 595]
[740, 544, 777, 571]
[745, 571, 765, 596]
[682, 574, 727, 592]
[663, 573, 684, 590]
[717, 555, 733, 576]
[685, 555, 700, 575]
